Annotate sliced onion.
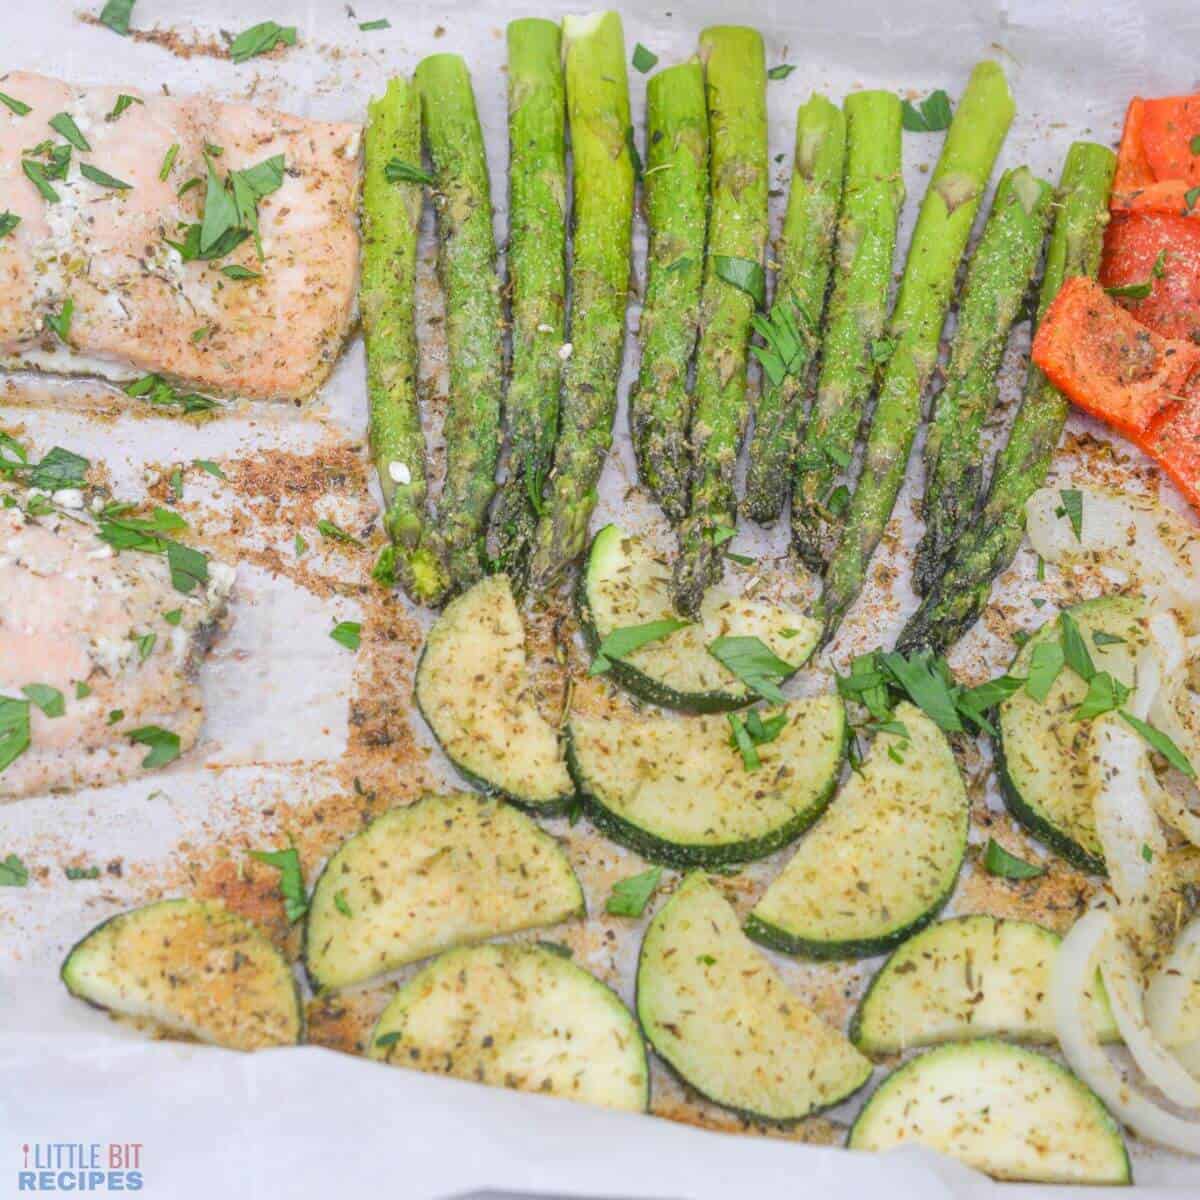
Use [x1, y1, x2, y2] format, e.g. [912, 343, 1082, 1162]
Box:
[1091, 714, 1169, 915]
[1147, 917, 1200, 1051]
[1054, 909, 1200, 1155]
[1100, 925, 1200, 1107]
[1174, 1040, 1200, 1078]
[1025, 486, 1200, 632]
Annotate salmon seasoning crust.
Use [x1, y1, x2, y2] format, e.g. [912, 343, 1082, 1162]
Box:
[0, 72, 361, 401]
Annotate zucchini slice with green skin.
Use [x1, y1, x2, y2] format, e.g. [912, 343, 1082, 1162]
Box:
[746, 703, 967, 958]
[369, 942, 649, 1112]
[567, 694, 846, 866]
[304, 792, 584, 992]
[848, 1039, 1131, 1185]
[578, 525, 819, 712]
[850, 915, 1120, 1055]
[637, 874, 872, 1122]
[997, 595, 1147, 873]
[414, 573, 574, 811]
[61, 898, 301, 1051]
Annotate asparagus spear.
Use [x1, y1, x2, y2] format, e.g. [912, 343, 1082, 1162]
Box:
[743, 94, 846, 525]
[818, 61, 1014, 642]
[361, 77, 450, 606]
[790, 91, 903, 568]
[913, 167, 1053, 593]
[528, 12, 635, 590]
[414, 54, 505, 593]
[487, 19, 568, 588]
[629, 61, 709, 525]
[897, 141, 1117, 654]
[673, 26, 768, 616]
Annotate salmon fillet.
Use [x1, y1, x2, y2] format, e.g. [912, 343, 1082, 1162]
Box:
[0, 72, 360, 400]
[0, 490, 234, 799]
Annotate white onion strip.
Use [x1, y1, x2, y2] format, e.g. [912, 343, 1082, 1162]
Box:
[1100, 928, 1200, 1108]
[1054, 909, 1200, 1156]
[1147, 917, 1200, 1052]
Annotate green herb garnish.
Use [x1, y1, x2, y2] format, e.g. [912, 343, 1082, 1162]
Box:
[250, 846, 308, 922]
[49, 112, 91, 152]
[707, 636, 793, 703]
[229, 21, 297, 64]
[590, 619, 689, 676]
[330, 621, 362, 651]
[127, 724, 180, 769]
[632, 43, 658, 72]
[901, 89, 953, 132]
[21, 684, 64, 718]
[982, 838, 1044, 880]
[714, 255, 766, 307]
[80, 163, 132, 190]
[606, 866, 662, 918]
[99, 0, 136, 35]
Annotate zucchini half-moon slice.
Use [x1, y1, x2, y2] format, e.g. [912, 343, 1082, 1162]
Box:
[567, 694, 846, 866]
[997, 595, 1147, 873]
[637, 874, 872, 1121]
[850, 915, 1120, 1056]
[747, 703, 968, 959]
[61, 898, 301, 1051]
[304, 792, 584, 991]
[415, 573, 574, 811]
[369, 942, 649, 1112]
[848, 1040, 1131, 1185]
[578, 525, 818, 712]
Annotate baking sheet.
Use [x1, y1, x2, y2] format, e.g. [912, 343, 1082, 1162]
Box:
[4, 0, 1200, 1195]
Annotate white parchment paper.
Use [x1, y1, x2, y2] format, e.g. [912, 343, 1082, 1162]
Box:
[4, 0, 1200, 1196]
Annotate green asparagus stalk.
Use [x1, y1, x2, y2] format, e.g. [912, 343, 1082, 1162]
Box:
[528, 11, 635, 591]
[790, 91, 903, 568]
[897, 141, 1117, 654]
[414, 54, 505, 593]
[673, 26, 768, 616]
[361, 77, 450, 606]
[487, 19, 568, 588]
[818, 61, 1015, 642]
[629, 61, 709, 525]
[913, 166, 1053, 593]
[743, 94, 846, 525]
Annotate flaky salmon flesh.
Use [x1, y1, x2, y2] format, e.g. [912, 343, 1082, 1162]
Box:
[0, 72, 361, 401]
[0, 492, 234, 800]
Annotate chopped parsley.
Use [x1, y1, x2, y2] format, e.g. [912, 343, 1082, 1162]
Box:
[80, 163, 132, 191]
[0, 698, 32, 774]
[383, 158, 434, 185]
[0, 92, 32, 116]
[707, 636, 793, 703]
[127, 725, 181, 769]
[49, 112, 91, 152]
[901, 89, 953, 132]
[229, 21, 297, 64]
[0, 853, 29, 887]
[330, 621, 362, 651]
[21, 684, 64, 718]
[606, 866, 662, 918]
[632, 43, 658, 73]
[250, 846, 308, 922]
[982, 838, 1044, 880]
[106, 94, 142, 122]
[589, 618, 689, 676]
[713, 255, 766, 307]
[99, 0, 136, 35]
[317, 518, 361, 546]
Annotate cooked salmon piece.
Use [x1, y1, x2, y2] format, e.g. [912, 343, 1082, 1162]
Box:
[0, 72, 360, 401]
[0, 490, 234, 800]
